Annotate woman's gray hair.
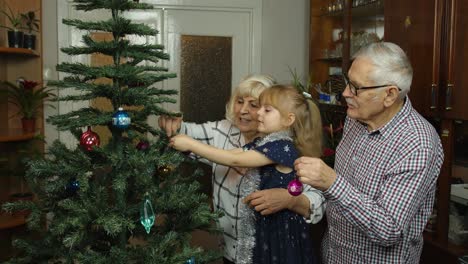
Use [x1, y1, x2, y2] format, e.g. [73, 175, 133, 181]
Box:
[225, 74, 276, 122]
[353, 42, 413, 99]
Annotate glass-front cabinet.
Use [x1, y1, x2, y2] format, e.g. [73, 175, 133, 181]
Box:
[309, 0, 383, 103]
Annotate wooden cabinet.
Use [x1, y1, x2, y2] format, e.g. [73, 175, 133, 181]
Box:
[309, 0, 468, 262]
[384, 0, 468, 261]
[442, 0, 468, 121]
[385, 0, 468, 121]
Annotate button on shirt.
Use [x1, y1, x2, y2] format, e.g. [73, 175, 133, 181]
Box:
[180, 119, 326, 262]
[322, 98, 444, 263]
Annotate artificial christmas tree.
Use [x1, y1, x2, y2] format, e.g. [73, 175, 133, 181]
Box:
[2, 1, 221, 263]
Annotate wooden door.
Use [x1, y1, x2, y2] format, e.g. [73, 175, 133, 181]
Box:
[443, 0, 468, 120]
[384, 0, 441, 118]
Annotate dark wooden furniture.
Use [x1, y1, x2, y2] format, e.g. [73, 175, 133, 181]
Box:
[0, 47, 39, 57]
[0, 1, 43, 261]
[309, 0, 468, 262]
[0, 213, 26, 262]
[0, 0, 44, 132]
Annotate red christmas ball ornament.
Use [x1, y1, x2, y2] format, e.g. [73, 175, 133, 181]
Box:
[136, 140, 150, 151]
[287, 178, 303, 196]
[80, 126, 100, 151]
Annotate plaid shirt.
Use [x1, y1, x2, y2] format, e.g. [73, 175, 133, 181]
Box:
[181, 119, 325, 262]
[322, 98, 444, 263]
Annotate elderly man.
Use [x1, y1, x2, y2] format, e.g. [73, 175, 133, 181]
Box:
[295, 42, 444, 263]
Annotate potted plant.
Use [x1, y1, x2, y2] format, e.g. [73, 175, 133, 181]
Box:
[20, 10, 39, 50]
[2, 79, 55, 133]
[0, 3, 24, 48]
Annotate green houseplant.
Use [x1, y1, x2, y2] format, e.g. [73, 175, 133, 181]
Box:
[2, 79, 55, 133]
[0, 3, 24, 48]
[20, 10, 39, 49]
[1, 78, 52, 212]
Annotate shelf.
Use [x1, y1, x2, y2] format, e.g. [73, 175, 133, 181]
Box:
[351, 1, 384, 17]
[320, 10, 344, 18]
[0, 213, 25, 230]
[319, 103, 347, 115]
[0, 47, 39, 57]
[424, 231, 468, 258]
[316, 57, 343, 63]
[0, 129, 37, 143]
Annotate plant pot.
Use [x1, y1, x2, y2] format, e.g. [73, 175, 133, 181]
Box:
[7, 30, 24, 48]
[21, 118, 36, 133]
[9, 192, 33, 217]
[23, 34, 36, 50]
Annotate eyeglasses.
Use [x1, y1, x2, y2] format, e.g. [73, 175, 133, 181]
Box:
[342, 74, 400, 96]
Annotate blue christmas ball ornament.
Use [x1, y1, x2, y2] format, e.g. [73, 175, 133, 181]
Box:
[65, 178, 80, 196]
[112, 107, 131, 129]
[185, 257, 195, 264]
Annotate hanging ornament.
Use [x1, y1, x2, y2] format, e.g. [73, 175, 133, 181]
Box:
[185, 257, 195, 264]
[287, 177, 303, 196]
[157, 165, 173, 177]
[140, 193, 155, 234]
[65, 178, 80, 196]
[136, 140, 150, 151]
[80, 126, 100, 151]
[112, 107, 131, 129]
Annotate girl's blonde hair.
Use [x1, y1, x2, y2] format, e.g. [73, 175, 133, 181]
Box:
[225, 74, 276, 122]
[259, 85, 322, 157]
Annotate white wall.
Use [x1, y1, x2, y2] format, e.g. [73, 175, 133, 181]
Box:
[42, 0, 310, 84]
[42, 0, 59, 148]
[261, 0, 310, 84]
[41, 0, 310, 144]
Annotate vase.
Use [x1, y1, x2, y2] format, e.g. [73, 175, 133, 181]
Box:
[21, 118, 36, 133]
[23, 34, 36, 50]
[7, 30, 24, 48]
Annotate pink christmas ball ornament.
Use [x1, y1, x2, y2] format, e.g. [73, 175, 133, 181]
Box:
[287, 178, 303, 196]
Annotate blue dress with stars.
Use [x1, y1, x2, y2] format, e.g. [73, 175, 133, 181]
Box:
[243, 132, 317, 264]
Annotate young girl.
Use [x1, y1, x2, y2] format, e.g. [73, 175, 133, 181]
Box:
[170, 85, 322, 264]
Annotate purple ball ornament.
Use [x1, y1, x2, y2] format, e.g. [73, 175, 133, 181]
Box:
[287, 178, 303, 196]
[136, 140, 150, 151]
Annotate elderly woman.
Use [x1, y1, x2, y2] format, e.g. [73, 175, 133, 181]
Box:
[159, 74, 325, 264]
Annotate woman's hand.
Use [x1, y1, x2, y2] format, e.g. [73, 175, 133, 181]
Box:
[244, 188, 292, 215]
[244, 188, 312, 218]
[169, 134, 194, 152]
[158, 115, 182, 137]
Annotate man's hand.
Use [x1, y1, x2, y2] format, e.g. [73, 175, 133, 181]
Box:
[158, 115, 182, 137]
[294, 157, 337, 191]
[243, 188, 292, 215]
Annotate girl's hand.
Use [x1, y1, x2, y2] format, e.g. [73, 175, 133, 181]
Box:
[169, 134, 194, 152]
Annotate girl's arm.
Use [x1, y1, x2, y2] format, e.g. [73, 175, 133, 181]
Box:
[170, 134, 272, 168]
